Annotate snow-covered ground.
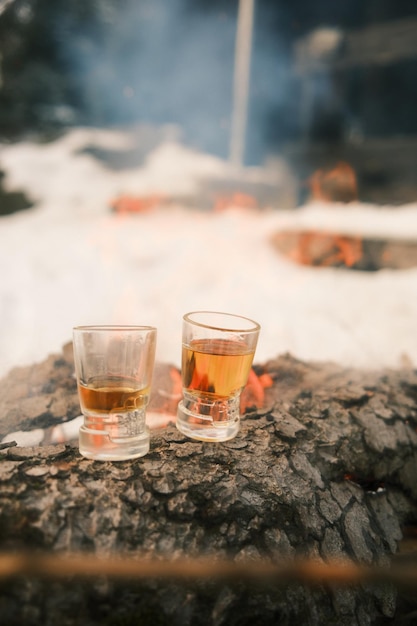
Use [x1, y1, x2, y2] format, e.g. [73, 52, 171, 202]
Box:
[1, 126, 417, 378]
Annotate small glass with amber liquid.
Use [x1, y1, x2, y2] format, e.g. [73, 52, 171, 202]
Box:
[177, 312, 260, 442]
[73, 326, 157, 461]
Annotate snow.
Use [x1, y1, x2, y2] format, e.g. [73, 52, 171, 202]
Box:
[1, 126, 417, 378]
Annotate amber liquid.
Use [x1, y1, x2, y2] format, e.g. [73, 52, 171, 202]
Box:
[78, 376, 149, 414]
[182, 339, 254, 399]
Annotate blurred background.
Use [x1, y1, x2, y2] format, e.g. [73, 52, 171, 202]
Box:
[1, 0, 417, 202]
[1, 0, 417, 377]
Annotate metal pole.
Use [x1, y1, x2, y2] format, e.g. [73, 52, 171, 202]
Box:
[229, 0, 255, 167]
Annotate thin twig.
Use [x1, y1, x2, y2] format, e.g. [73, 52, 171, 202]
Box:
[0, 552, 416, 589]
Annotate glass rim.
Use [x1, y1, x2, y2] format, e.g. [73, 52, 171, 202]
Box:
[183, 311, 260, 333]
[73, 325, 157, 332]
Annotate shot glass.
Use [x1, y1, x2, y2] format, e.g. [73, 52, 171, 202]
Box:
[176, 311, 260, 442]
[73, 325, 157, 461]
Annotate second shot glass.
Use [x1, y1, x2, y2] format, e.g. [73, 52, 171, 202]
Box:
[176, 311, 260, 442]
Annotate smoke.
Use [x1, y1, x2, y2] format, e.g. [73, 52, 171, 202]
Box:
[58, 1, 236, 157]
[56, 0, 295, 164]
[0, 0, 304, 164]
[2, 1, 416, 167]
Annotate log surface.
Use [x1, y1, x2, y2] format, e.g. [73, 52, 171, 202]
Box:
[1, 348, 417, 625]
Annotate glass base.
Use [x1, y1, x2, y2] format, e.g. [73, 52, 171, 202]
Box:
[176, 399, 240, 442]
[79, 425, 150, 461]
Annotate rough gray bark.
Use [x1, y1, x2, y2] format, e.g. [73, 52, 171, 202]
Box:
[0, 347, 417, 625]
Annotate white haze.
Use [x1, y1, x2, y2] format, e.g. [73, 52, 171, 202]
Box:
[1, 126, 417, 378]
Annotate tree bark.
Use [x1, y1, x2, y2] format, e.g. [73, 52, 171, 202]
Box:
[0, 347, 417, 625]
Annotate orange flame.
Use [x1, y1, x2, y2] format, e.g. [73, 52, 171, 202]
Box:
[148, 366, 272, 429]
[271, 230, 363, 269]
[240, 369, 273, 413]
[294, 231, 363, 268]
[213, 192, 258, 212]
[309, 162, 358, 203]
[111, 194, 166, 214]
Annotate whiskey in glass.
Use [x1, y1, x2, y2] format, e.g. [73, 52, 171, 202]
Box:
[177, 312, 260, 442]
[73, 325, 157, 461]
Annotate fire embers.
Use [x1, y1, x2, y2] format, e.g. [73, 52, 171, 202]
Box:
[271, 230, 363, 269]
[271, 161, 362, 269]
[271, 230, 417, 271]
[270, 160, 417, 271]
[213, 192, 259, 212]
[344, 473, 386, 495]
[147, 364, 273, 428]
[110, 194, 166, 214]
[308, 162, 358, 203]
[240, 367, 273, 413]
